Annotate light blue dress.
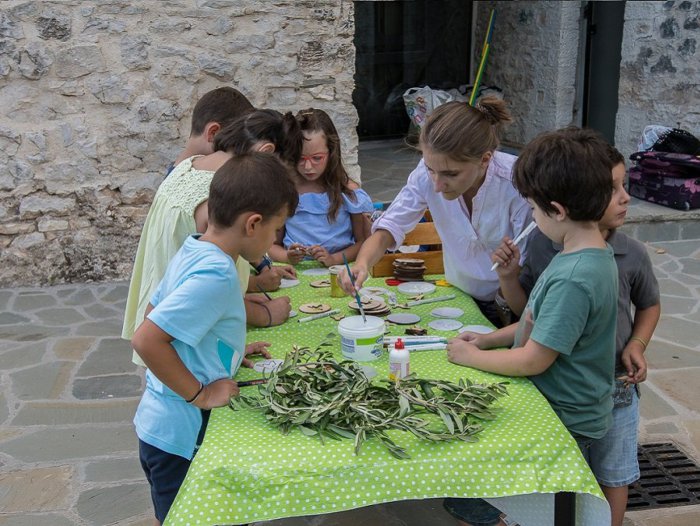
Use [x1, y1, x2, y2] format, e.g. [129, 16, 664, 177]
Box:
[283, 189, 373, 253]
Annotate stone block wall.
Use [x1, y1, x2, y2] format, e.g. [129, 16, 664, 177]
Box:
[616, 0, 700, 159]
[0, 0, 358, 286]
[473, 1, 583, 146]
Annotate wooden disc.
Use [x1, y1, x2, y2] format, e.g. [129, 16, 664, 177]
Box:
[299, 303, 332, 314]
[309, 279, 331, 288]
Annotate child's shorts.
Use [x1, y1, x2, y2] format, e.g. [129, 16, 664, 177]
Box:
[589, 389, 640, 487]
[139, 439, 191, 523]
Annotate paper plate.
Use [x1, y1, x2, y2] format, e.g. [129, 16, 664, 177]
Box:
[288, 310, 298, 318]
[253, 359, 284, 373]
[386, 313, 421, 325]
[398, 245, 420, 253]
[428, 319, 463, 331]
[279, 278, 300, 288]
[301, 268, 330, 276]
[397, 281, 436, 295]
[459, 324, 495, 334]
[430, 307, 464, 319]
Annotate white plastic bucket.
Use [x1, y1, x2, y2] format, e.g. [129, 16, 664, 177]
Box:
[338, 315, 385, 361]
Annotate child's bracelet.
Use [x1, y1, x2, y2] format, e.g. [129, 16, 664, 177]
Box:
[261, 303, 273, 327]
[186, 382, 204, 404]
[630, 336, 649, 349]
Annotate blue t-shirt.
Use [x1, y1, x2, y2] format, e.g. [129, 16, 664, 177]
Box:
[283, 189, 373, 253]
[134, 235, 246, 459]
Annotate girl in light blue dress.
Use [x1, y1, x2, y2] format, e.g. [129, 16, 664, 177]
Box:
[269, 108, 373, 267]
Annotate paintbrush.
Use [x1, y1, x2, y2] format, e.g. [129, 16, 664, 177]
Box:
[490, 220, 538, 271]
[256, 284, 272, 301]
[297, 308, 340, 323]
[342, 253, 366, 323]
[238, 378, 268, 387]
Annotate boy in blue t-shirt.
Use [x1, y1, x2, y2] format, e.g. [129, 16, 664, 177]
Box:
[132, 153, 298, 525]
[444, 128, 619, 526]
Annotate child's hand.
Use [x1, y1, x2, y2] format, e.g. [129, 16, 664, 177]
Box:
[194, 378, 239, 409]
[255, 266, 282, 291]
[454, 331, 487, 349]
[491, 237, 521, 278]
[621, 343, 648, 384]
[267, 296, 292, 325]
[446, 338, 478, 367]
[287, 244, 306, 264]
[275, 265, 297, 279]
[308, 245, 337, 267]
[338, 264, 367, 295]
[242, 341, 272, 368]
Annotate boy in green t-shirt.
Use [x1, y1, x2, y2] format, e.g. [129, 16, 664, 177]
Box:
[444, 127, 618, 526]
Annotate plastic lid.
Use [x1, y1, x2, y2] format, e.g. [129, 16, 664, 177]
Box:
[394, 338, 404, 349]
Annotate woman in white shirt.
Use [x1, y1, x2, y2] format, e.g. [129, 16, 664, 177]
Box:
[339, 97, 531, 326]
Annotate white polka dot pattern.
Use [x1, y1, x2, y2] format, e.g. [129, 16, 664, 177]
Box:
[165, 264, 609, 526]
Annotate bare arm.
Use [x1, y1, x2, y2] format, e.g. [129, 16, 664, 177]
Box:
[338, 229, 396, 293]
[621, 303, 661, 383]
[132, 316, 238, 408]
[447, 336, 559, 377]
[311, 213, 369, 267]
[194, 200, 209, 234]
[491, 238, 528, 315]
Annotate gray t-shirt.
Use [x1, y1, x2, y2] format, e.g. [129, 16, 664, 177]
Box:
[514, 246, 619, 439]
[520, 230, 660, 373]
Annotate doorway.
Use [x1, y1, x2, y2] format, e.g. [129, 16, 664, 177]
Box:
[353, 0, 473, 140]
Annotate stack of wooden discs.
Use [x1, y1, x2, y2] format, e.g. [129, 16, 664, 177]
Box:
[348, 297, 391, 316]
[392, 258, 426, 281]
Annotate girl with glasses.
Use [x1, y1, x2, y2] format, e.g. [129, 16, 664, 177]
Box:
[269, 108, 373, 267]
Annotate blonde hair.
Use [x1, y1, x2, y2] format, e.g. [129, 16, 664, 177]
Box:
[419, 97, 512, 162]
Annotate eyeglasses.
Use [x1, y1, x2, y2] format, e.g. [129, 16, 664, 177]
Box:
[297, 152, 328, 166]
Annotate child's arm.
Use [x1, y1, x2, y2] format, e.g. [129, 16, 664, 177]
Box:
[621, 303, 661, 383]
[309, 212, 368, 267]
[194, 200, 209, 234]
[244, 295, 291, 327]
[452, 322, 518, 349]
[492, 237, 528, 315]
[268, 226, 305, 264]
[446, 336, 559, 377]
[132, 316, 238, 408]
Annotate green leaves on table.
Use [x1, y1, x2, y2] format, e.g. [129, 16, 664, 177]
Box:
[230, 346, 509, 459]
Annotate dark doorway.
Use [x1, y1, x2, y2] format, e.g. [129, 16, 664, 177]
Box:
[582, 1, 626, 144]
[353, 0, 473, 140]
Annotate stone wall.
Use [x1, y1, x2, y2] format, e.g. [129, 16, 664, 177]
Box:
[616, 0, 700, 159]
[0, 0, 358, 286]
[473, 1, 583, 146]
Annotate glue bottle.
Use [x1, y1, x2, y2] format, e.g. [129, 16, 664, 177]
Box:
[389, 338, 410, 381]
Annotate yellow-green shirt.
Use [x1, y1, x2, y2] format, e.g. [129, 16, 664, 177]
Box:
[122, 156, 250, 366]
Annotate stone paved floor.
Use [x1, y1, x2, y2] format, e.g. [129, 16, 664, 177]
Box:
[2, 140, 700, 525]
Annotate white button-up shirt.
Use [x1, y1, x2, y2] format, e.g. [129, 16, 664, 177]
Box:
[372, 151, 532, 301]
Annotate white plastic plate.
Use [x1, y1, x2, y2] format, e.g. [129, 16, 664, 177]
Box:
[397, 281, 436, 295]
[301, 268, 330, 276]
[428, 319, 463, 331]
[279, 278, 300, 288]
[459, 324, 495, 334]
[430, 307, 464, 319]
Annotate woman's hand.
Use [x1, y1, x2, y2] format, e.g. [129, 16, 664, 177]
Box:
[338, 264, 367, 295]
[242, 341, 272, 368]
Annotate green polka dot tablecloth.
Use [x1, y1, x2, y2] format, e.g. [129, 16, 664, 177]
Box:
[165, 263, 610, 526]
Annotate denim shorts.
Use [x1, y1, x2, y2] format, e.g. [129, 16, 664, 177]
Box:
[589, 390, 640, 487]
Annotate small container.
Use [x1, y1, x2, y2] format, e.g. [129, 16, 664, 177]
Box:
[338, 315, 385, 361]
[389, 338, 410, 381]
[329, 265, 345, 298]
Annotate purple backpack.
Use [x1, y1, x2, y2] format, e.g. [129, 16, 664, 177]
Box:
[628, 151, 700, 211]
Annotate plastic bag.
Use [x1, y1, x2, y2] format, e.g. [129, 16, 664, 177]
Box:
[402, 86, 467, 129]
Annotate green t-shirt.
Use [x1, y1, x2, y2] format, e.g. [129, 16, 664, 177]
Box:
[514, 246, 618, 439]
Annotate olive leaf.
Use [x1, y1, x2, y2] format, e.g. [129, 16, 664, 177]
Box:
[230, 346, 508, 459]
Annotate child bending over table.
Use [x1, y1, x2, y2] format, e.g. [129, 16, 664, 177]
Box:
[491, 142, 660, 526]
[123, 109, 303, 369]
[132, 153, 298, 525]
[269, 108, 373, 267]
[443, 128, 620, 526]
